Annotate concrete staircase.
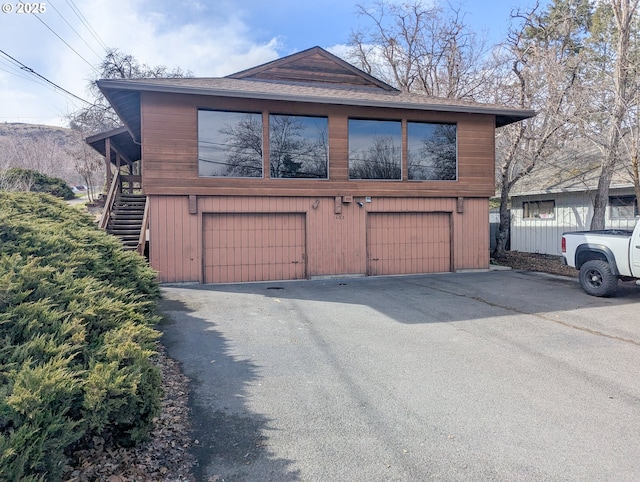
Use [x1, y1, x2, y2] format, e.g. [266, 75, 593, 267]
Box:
[106, 193, 146, 250]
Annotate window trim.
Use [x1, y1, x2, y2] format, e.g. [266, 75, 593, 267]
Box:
[197, 109, 265, 179]
[268, 113, 330, 180]
[522, 200, 555, 220]
[347, 117, 403, 181]
[406, 120, 458, 182]
[609, 195, 639, 219]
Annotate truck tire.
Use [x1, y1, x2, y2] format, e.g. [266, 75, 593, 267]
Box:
[579, 260, 618, 297]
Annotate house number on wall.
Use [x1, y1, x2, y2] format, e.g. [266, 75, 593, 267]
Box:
[334, 215, 345, 220]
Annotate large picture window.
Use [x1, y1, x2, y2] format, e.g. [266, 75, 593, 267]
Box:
[407, 122, 457, 180]
[269, 115, 328, 179]
[348, 119, 401, 180]
[198, 110, 263, 178]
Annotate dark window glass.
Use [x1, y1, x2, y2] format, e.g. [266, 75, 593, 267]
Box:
[523, 200, 555, 219]
[348, 119, 401, 180]
[269, 115, 328, 179]
[198, 110, 263, 178]
[407, 122, 457, 180]
[609, 196, 638, 218]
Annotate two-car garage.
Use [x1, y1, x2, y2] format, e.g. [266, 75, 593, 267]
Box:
[202, 209, 452, 283]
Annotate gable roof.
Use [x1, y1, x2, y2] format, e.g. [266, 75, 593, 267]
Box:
[510, 143, 634, 197]
[228, 46, 398, 92]
[97, 47, 535, 143]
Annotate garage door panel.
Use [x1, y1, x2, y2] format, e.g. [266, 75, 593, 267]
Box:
[367, 212, 451, 276]
[203, 213, 306, 283]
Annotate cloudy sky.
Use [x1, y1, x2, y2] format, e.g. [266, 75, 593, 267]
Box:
[0, 0, 542, 127]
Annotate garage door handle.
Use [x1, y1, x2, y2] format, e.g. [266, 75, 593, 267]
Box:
[291, 261, 299, 264]
[372, 258, 379, 261]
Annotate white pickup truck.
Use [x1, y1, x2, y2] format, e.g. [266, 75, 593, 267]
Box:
[562, 223, 640, 296]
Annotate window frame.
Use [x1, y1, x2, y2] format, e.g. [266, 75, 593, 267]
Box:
[268, 113, 329, 180]
[197, 109, 264, 179]
[609, 195, 639, 219]
[347, 118, 403, 181]
[522, 200, 556, 220]
[406, 121, 458, 181]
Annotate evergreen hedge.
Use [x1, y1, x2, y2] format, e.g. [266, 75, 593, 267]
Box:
[2, 168, 75, 200]
[0, 192, 162, 480]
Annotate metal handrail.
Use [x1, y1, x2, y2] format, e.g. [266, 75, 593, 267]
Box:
[98, 172, 120, 230]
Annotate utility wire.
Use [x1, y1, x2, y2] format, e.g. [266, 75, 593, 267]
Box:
[18, 1, 98, 71]
[0, 49, 92, 105]
[47, 0, 105, 61]
[65, 0, 109, 53]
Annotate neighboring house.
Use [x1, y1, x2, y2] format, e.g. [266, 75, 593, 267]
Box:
[92, 46, 533, 283]
[510, 147, 638, 256]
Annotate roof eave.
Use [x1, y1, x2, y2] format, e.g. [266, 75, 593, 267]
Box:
[97, 80, 535, 125]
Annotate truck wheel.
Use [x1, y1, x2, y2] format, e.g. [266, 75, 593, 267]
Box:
[579, 260, 618, 297]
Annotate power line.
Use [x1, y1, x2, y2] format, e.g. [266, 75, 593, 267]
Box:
[65, 0, 109, 53]
[47, 0, 105, 62]
[18, 1, 98, 71]
[0, 49, 92, 105]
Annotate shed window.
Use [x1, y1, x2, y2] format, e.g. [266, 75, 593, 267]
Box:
[407, 122, 457, 180]
[348, 119, 401, 180]
[609, 195, 638, 218]
[198, 110, 263, 178]
[523, 200, 555, 219]
[269, 115, 328, 179]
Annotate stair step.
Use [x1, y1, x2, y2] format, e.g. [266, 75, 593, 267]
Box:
[110, 216, 143, 223]
[114, 235, 141, 242]
[102, 191, 147, 251]
[111, 213, 144, 219]
[113, 206, 145, 211]
[110, 231, 141, 237]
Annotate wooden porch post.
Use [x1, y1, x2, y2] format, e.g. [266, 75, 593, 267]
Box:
[105, 137, 112, 188]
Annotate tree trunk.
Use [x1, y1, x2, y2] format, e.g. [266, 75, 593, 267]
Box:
[633, 152, 640, 215]
[492, 168, 511, 258]
[589, 0, 638, 230]
[590, 162, 615, 230]
[493, 185, 511, 258]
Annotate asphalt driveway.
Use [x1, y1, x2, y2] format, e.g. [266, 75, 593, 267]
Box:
[159, 270, 640, 481]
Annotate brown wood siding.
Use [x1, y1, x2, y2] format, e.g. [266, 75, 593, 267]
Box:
[148, 195, 488, 283]
[140, 92, 496, 197]
[241, 51, 381, 88]
[367, 213, 451, 275]
[203, 213, 306, 283]
[148, 195, 199, 283]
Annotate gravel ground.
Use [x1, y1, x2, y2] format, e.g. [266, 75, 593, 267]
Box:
[62, 251, 575, 481]
[63, 345, 196, 481]
[492, 251, 578, 278]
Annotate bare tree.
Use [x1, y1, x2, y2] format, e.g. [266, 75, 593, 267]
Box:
[68, 49, 191, 135]
[586, 0, 639, 229]
[349, 136, 402, 179]
[492, 0, 591, 257]
[349, 0, 491, 99]
[218, 115, 264, 177]
[65, 133, 104, 202]
[269, 116, 328, 178]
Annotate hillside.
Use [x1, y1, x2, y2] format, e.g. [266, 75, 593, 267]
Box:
[0, 122, 104, 189]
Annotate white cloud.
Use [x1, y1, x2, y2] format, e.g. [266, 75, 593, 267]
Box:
[0, 0, 282, 126]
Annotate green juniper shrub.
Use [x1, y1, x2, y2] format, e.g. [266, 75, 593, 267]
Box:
[2, 168, 75, 200]
[0, 192, 162, 479]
